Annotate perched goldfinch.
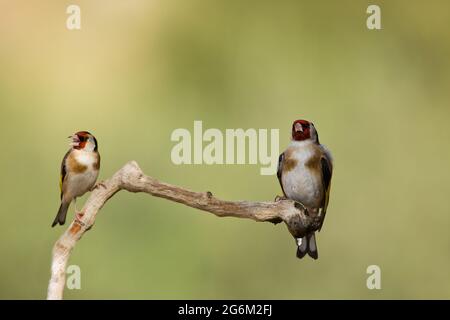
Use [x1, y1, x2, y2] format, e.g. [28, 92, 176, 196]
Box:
[52, 131, 100, 227]
[277, 120, 333, 259]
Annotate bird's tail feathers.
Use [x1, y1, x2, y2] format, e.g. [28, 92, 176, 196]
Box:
[296, 233, 318, 260]
[52, 201, 70, 227]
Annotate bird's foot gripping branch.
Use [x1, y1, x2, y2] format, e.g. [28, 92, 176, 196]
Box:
[47, 161, 320, 300]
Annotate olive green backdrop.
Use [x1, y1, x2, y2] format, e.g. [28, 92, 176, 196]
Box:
[0, 0, 449, 299]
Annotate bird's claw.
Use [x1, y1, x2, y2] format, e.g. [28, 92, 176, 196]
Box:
[74, 211, 94, 230]
[294, 201, 309, 215]
[75, 211, 84, 221]
[91, 181, 106, 191]
[274, 195, 287, 202]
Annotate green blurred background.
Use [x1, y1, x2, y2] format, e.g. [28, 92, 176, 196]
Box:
[0, 0, 449, 299]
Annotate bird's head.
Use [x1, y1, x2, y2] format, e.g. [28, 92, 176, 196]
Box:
[69, 131, 98, 152]
[291, 119, 318, 143]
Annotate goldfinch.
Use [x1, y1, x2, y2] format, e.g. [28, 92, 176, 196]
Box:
[277, 120, 333, 259]
[52, 131, 100, 227]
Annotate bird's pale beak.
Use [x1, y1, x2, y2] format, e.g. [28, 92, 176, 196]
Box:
[68, 134, 80, 147]
[294, 122, 303, 133]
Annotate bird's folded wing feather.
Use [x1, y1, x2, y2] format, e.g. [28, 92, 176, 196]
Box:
[318, 147, 333, 231]
[277, 152, 286, 197]
[59, 150, 70, 199]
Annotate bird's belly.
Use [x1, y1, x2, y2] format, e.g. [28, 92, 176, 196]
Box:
[66, 169, 98, 198]
[282, 165, 322, 208]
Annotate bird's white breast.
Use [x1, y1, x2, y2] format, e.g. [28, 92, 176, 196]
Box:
[73, 150, 97, 168]
[66, 150, 99, 198]
[281, 140, 323, 208]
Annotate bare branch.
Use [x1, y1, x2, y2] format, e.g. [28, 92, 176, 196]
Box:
[47, 161, 319, 300]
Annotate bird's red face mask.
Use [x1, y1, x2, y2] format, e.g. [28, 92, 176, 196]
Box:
[291, 120, 311, 141]
[69, 131, 90, 150]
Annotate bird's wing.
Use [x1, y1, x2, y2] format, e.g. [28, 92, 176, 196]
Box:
[277, 152, 286, 197]
[318, 147, 333, 231]
[59, 150, 71, 199]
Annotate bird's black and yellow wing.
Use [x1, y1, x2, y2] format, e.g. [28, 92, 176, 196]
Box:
[59, 150, 70, 199]
[318, 152, 333, 231]
[277, 152, 286, 197]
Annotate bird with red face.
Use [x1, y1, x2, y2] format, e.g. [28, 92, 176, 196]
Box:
[277, 120, 333, 259]
[52, 131, 100, 227]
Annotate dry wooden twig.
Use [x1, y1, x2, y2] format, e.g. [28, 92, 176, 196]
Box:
[47, 161, 320, 300]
